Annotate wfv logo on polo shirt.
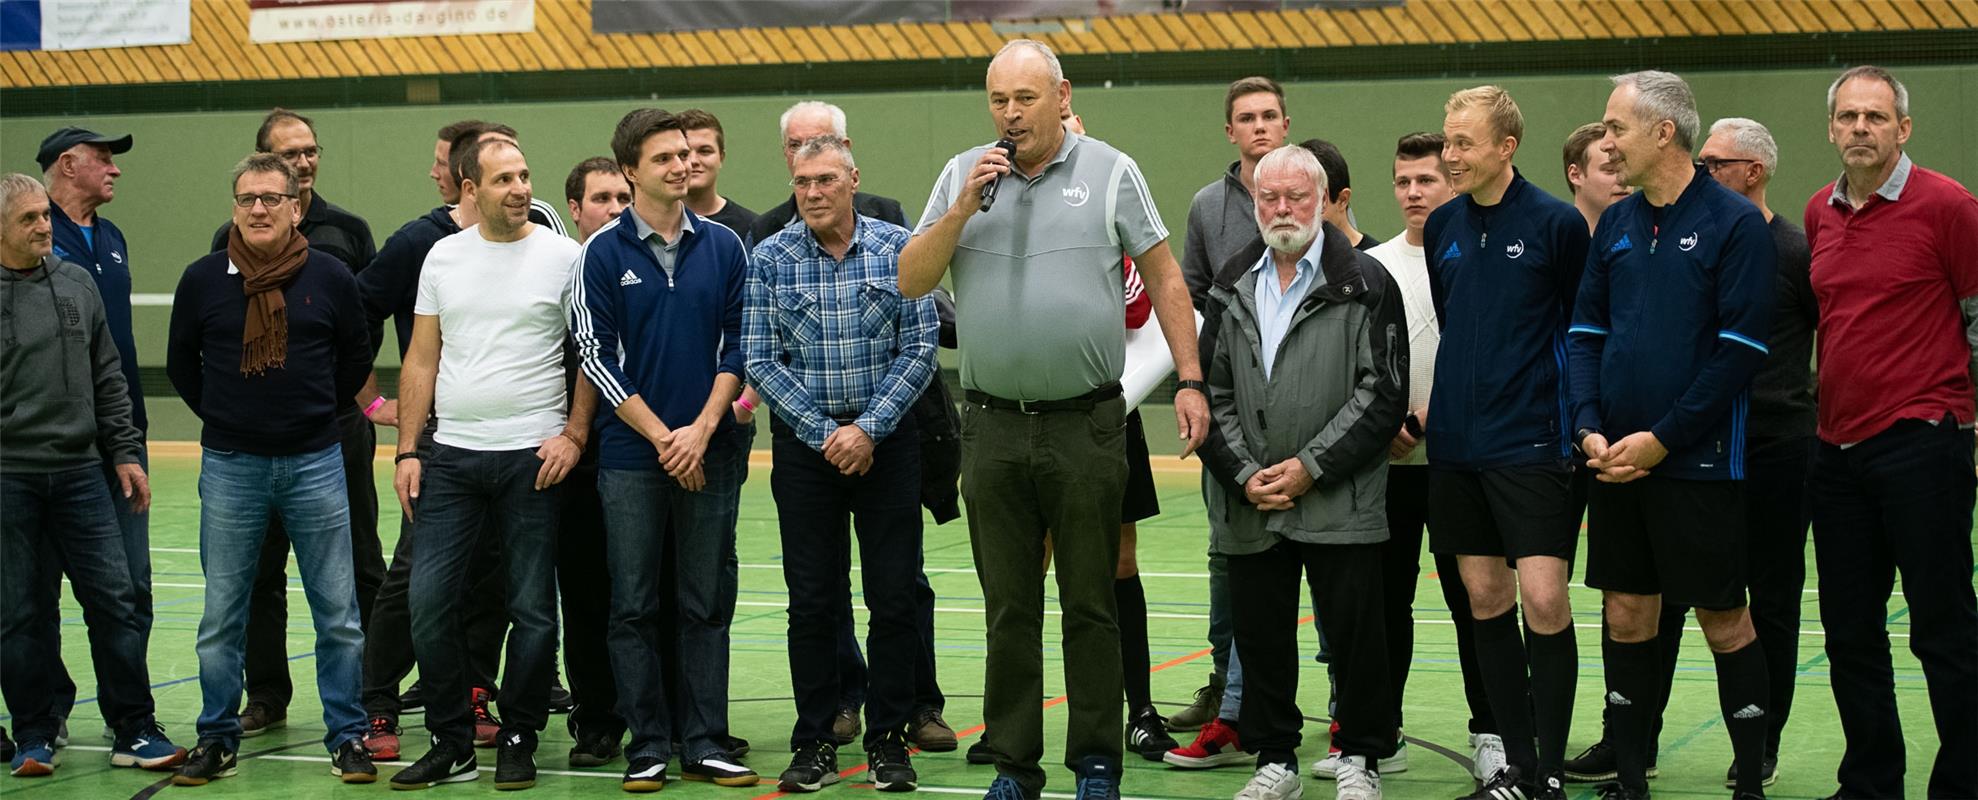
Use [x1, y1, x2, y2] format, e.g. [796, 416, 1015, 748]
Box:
[619, 269, 643, 287]
[1062, 181, 1090, 207]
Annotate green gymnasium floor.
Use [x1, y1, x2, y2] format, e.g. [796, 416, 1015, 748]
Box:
[9, 433, 1947, 800]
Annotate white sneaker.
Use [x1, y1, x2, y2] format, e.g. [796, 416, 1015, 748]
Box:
[1310, 740, 1407, 778]
[1468, 733, 1507, 782]
[1332, 755, 1381, 800]
[1235, 763, 1304, 800]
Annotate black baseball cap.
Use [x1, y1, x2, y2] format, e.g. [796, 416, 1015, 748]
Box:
[36, 127, 133, 171]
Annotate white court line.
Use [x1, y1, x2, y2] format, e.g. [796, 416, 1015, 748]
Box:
[254, 752, 616, 779]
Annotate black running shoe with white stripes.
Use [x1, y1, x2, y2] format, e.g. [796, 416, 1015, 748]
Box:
[1457, 766, 1535, 800]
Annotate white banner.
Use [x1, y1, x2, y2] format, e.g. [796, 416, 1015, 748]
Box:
[33, 0, 189, 51]
[247, 0, 534, 43]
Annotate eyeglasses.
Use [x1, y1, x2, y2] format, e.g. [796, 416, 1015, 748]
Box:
[233, 192, 295, 209]
[275, 146, 322, 162]
[790, 173, 843, 191]
[1695, 157, 1757, 172]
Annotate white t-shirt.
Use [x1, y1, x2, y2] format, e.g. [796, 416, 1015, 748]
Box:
[415, 224, 582, 451]
[1367, 235, 1438, 466]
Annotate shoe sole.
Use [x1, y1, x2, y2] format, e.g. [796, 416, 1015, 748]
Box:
[910, 737, 958, 753]
[1723, 771, 1777, 788]
[110, 748, 188, 770]
[683, 772, 762, 787]
[240, 720, 286, 738]
[1313, 759, 1408, 779]
[1163, 751, 1251, 769]
[10, 759, 55, 778]
[172, 766, 238, 785]
[496, 778, 537, 790]
[873, 777, 918, 792]
[1130, 744, 1177, 762]
[1564, 766, 1656, 783]
[391, 770, 480, 790]
[778, 773, 841, 792]
[622, 778, 665, 792]
[337, 769, 380, 784]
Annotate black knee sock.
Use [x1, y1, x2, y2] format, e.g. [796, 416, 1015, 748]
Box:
[1115, 575, 1152, 711]
[1525, 622, 1577, 775]
[1602, 635, 1658, 794]
[1472, 607, 1536, 777]
[1714, 641, 1771, 796]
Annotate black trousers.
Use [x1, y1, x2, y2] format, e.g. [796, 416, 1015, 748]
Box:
[772, 417, 924, 749]
[1231, 538, 1396, 766]
[557, 462, 622, 739]
[1384, 463, 1494, 734]
[243, 407, 386, 709]
[1810, 417, 1978, 800]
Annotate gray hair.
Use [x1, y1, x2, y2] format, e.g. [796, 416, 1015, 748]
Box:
[0, 172, 47, 219]
[1827, 65, 1910, 119]
[1254, 144, 1328, 197]
[779, 101, 847, 141]
[1611, 70, 1700, 151]
[231, 152, 298, 196]
[992, 39, 1064, 84]
[792, 135, 857, 171]
[1707, 117, 1779, 176]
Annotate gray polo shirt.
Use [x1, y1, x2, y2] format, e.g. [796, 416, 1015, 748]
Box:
[631, 205, 692, 281]
[914, 132, 1168, 401]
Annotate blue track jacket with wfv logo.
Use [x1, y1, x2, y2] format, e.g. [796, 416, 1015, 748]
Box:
[1567, 167, 1775, 481]
[1422, 169, 1591, 469]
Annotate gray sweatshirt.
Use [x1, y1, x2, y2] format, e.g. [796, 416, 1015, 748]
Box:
[1, 254, 143, 471]
[1181, 161, 1257, 307]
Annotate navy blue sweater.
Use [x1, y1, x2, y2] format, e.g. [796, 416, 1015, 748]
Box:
[570, 206, 746, 470]
[50, 203, 144, 433]
[166, 248, 372, 456]
[1423, 170, 1591, 468]
[1568, 167, 1775, 480]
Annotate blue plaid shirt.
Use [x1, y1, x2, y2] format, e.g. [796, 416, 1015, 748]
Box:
[743, 214, 938, 450]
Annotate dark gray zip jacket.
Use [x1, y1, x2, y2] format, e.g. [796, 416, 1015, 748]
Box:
[1200, 224, 1408, 553]
[1, 255, 143, 471]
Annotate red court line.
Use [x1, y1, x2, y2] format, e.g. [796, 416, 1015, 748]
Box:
[751, 614, 1316, 800]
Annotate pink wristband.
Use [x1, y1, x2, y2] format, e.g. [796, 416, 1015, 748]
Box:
[735, 394, 757, 412]
[363, 396, 387, 419]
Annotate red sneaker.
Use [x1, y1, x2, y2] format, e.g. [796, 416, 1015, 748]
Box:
[362, 716, 401, 761]
[1161, 717, 1248, 769]
[472, 687, 502, 748]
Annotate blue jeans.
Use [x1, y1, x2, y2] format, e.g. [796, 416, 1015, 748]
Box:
[47, 451, 152, 721]
[192, 445, 365, 752]
[408, 444, 562, 745]
[1, 467, 156, 741]
[598, 425, 749, 763]
[1210, 554, 1245, 719]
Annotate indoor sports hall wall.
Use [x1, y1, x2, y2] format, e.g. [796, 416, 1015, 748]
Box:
[1, 62, 1972, 371]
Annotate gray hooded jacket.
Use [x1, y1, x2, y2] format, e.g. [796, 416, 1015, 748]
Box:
[1, 254, 143, 471]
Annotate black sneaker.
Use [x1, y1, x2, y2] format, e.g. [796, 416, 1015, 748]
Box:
[548, 682, 575, 715]
[1593, 781, 1650, 800]
[495, 731, 537, 790]
[622, 755, 667, 793]
[332, 738, 378, 783]
[172, 740, 238, 786]
[399, 682, 426, 714]
[683, 753, 759, 786]
[569, 728, 623, 768]
[866, 732, 917, 792]
[778, 741, 840, 793]
[2, 727, 13, 763]
[1563, 741, 1616, 783]
[1725, 756, 1778, 788]
[965, 738, 997, 766]
[1456, 766, 1533, 800]
[1534, 771, 1568, 800]
[726, 734, 752, 760]
[1124, 706, 1179, 761]
[391, 736, 479, 790]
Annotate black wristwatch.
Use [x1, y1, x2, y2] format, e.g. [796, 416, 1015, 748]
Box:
[394, 452, 421, 464]
[1175, 379, 1208, 396]
[1573, 428, 1599, 453]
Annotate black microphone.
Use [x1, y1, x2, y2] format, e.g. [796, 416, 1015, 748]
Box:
[978, 138, 1017, 213]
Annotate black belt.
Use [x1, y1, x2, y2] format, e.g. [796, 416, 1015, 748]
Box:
[965, 382, 1121, 414]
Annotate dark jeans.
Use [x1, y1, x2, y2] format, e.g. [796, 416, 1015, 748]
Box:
[558, 461, 623, 740]
[48, 451, 152, 722]
[1647, 434, 1812, 754]
[597, 424, 750, 763]
[1230, 539, 1396, 767]
[362, 427, 508, 720]
[1381, 463, 1492, 732]
[407, 444, 562, 745]
[963, 396, 1126, 794]
[2, 467, 156, 741]
[1810, 417, 1978, 799]
[245, 407, 385, 710]
[772, 416, 924, 748]
[833, 549, 946, 714]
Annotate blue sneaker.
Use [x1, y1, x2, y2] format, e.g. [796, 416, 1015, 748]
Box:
[10, 739, 58, 777]
[111, 722, 187, 770]
[1074, 758, 1120, 800]
[984, 774, 1029, 800]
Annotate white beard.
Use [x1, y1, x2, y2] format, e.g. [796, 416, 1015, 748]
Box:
[1259, 216, 1318, 254]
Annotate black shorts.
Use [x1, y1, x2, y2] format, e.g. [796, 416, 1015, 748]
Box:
[1426, 464, 1581, 564]
[1584, 477, 1747, 610]
[1122, 408, 1160, 523]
